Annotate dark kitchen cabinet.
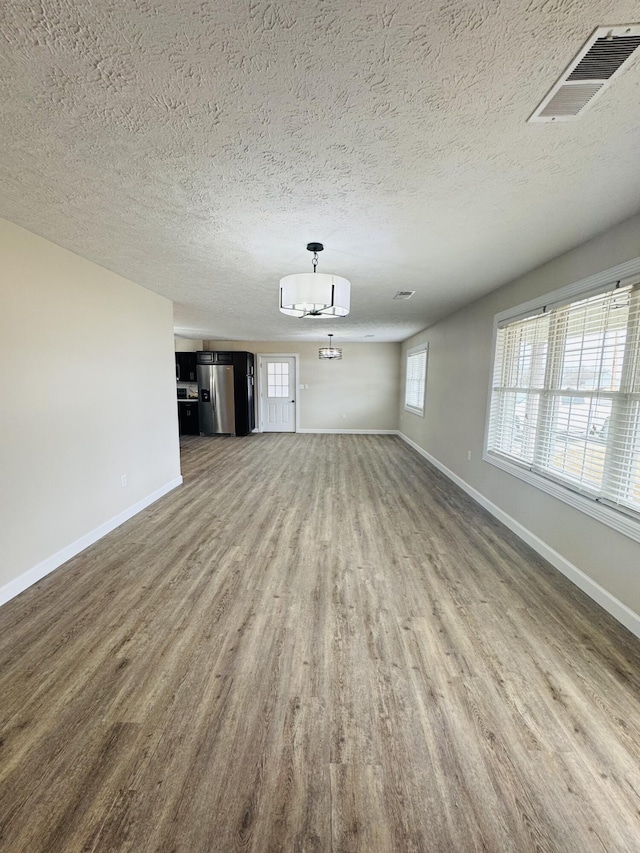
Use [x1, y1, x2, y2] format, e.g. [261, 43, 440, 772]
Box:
[231, 351, 255, 435]
[177, 401, 200, 435]
[175, 352, 197, 382]
[195, 350, 233, 364]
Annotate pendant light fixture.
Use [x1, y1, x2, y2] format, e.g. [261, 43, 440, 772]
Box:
[279, 242, 350, 318]
[318, 333, 342, 360]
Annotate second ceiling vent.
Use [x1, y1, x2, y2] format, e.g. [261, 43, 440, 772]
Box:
[528, 25, 640, 122]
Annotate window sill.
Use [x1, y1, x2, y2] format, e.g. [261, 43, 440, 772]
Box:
[404, 405, 425, 417]
[483, 450, 640, 544]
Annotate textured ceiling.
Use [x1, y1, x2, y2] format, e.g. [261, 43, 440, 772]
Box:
[2, 1, 640, 342]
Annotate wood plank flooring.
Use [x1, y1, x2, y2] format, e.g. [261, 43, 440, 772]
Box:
[1, 434, 640, 852]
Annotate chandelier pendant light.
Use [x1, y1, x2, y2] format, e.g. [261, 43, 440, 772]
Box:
[319, 333, 342, 360]
[279, 242, 350, 318]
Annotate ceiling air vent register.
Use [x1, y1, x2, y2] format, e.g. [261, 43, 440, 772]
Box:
[393, 291, 415, 300]
[528, 25, 640, 122]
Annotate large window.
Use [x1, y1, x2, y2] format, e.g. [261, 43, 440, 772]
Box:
[405, 344, 428, 416]
[486, 271, 640, 539]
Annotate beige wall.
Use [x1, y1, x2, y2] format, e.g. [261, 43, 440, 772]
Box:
[174, 337, 203, 352]
[399, 212, 640, 618]
[205, 340, 401, 431]
[0, 219, 181, 596]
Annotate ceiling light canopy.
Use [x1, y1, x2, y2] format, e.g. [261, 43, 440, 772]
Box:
[280, 242, 350, 318]
[318, 333, 342, 360]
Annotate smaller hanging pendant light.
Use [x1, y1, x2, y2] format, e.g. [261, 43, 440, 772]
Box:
[319, 333, 342, 360]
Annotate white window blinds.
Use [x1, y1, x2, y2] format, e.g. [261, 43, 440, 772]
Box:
[487, 282, 640, 518]
[405, 346, 428, 415]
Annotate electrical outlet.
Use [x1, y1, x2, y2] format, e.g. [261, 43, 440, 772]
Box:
[342, 413, 347, 419]
[467, 451, 472, 461]
[121, 474, 127, 487]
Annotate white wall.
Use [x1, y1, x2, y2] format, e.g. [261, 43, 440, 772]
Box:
[399, 212, 640, 628]
[205, 340, 401, 432]
[0, 219, 182, 601]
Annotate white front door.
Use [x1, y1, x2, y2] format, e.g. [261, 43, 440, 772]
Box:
[260, 356, 296, 432]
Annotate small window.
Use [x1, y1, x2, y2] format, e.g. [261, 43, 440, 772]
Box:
[405, 344, 428, 416]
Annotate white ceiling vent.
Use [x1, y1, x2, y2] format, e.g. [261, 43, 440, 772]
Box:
[528, 25, 640, 122]
[393, 291, 415, 300]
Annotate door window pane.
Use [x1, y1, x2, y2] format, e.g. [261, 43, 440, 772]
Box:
[267, 362, 289, 398]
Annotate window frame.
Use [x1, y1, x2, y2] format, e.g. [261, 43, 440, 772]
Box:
[404, 344, 428, 417]
[483, 257, 640, 544]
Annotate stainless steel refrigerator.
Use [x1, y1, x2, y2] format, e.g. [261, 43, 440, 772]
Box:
[197, 363, 236, 435]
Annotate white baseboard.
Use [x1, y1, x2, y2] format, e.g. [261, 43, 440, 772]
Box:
[0, 476, 183, 608]
[297, 428, 399, 435]
[398, 432, 640, 641]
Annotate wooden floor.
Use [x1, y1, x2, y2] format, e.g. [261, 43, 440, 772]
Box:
[1, 435, 640, 852]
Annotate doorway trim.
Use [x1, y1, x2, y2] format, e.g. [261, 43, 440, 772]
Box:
[256, 353, 300, 433]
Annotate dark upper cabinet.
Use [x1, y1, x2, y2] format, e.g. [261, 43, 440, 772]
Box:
[196, 350, 233, 364]
[233, 351, 254, 376]
[175, 352, 197, 382]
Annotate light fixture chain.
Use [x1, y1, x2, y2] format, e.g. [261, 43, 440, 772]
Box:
[312, 252, 318, 273]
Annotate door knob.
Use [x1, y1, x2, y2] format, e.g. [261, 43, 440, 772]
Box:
[291, 399, 295, 403]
